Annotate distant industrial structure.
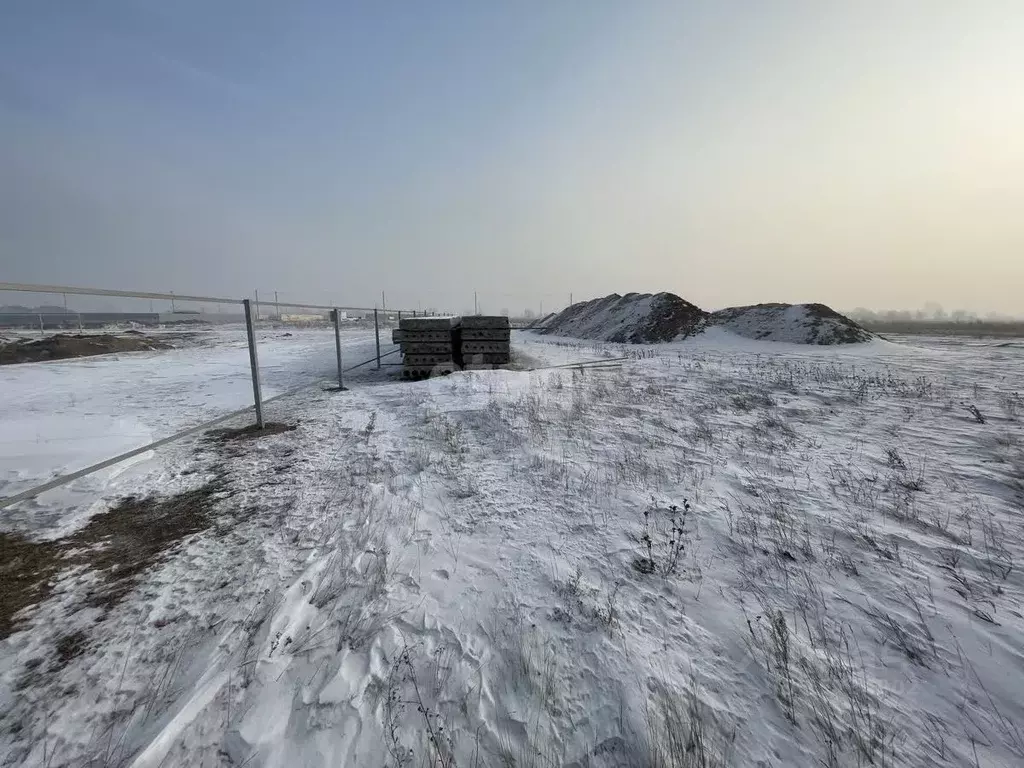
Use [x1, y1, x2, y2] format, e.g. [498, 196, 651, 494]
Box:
[0, 307, 246, 329]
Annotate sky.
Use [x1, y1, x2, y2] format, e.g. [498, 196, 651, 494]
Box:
[1, 1, 1023, 316]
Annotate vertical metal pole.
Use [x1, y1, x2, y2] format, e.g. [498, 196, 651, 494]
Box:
[254, 290, 261, 321]
[243, 299, 265, 428]
[474, 291, 478, 315]
[333, 309, 344, 389]
[381, 291, 386, 312]
[374, 308, 381, 370]
[275, 291, 280, 320]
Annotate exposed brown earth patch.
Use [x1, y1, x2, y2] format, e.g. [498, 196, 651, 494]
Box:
[0, 333, 170, 365]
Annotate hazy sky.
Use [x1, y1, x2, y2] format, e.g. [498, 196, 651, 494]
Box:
[2, 1, 1022, 315]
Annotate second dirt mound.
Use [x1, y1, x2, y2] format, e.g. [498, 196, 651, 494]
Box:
[0, 333, 171, 365]
[708, 303, 874, 344]
[539, 293, 874, 345]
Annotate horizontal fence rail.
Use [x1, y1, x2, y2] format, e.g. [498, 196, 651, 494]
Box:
[0, 282, 242, 306]
[0, 281, 421, 314]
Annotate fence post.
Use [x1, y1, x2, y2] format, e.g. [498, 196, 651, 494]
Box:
[332, 309, 345, 390]
[374, 308, 381, 370]
[243, 299, 264, 428]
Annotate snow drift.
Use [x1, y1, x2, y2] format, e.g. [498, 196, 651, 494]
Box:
[540, 293, 873, 345]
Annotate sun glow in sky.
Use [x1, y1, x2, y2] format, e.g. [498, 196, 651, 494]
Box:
[2, 1, 1022, 315]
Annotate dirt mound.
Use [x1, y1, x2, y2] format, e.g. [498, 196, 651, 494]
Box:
[537, 294, 873, 345]
[709, 303, 874, 344]
[540, 293, 707, 343]
[525, 312, 557, 330]
[0, 333, 170, 365]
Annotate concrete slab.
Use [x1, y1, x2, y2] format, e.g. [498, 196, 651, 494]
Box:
[459, 316, 509, 329]
[404, 354, 459, 366]
[399, 316, 462, 331]
[461, 341, 511, 354]
[460, 329, 511, 341]
[401, 342, 454, 354]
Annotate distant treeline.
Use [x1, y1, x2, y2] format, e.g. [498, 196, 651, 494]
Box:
[863, 320, 1024, 337]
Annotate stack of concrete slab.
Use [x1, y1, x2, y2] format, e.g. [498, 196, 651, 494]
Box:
[392, 316, 461, 379]
[460, 316, 511, 368]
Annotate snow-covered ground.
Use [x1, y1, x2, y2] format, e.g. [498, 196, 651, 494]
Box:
[0, 325, 395, 534]
[2, 329, 1023, 767]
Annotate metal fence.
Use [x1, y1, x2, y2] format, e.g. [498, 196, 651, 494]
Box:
[0, 281, 437, 508]
[0, 281, 448, 423]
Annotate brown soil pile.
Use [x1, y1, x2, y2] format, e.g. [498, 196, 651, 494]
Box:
[540, 293, 874, 345]
[803, 303, 874, 344]
[709, 303, 874, 344]
[624, 293, 707, 343]
[0, 333, 170, 365]
[541, 292, 708, 343]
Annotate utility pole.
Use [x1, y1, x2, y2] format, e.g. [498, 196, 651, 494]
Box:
[275, 291, 280, 320]
[474, 291, 478, 315]
[381, 291, 386, 313]
[255, 289, 261, 321]
[569, 292, 573, 307]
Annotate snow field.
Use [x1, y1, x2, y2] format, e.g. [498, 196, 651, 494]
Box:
[0, 324, 395, 535]
[2, 330, 1023, 767]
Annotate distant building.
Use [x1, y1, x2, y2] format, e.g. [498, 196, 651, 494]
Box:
[279, 313, 329, 324]
[0, 308, 250, 329]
